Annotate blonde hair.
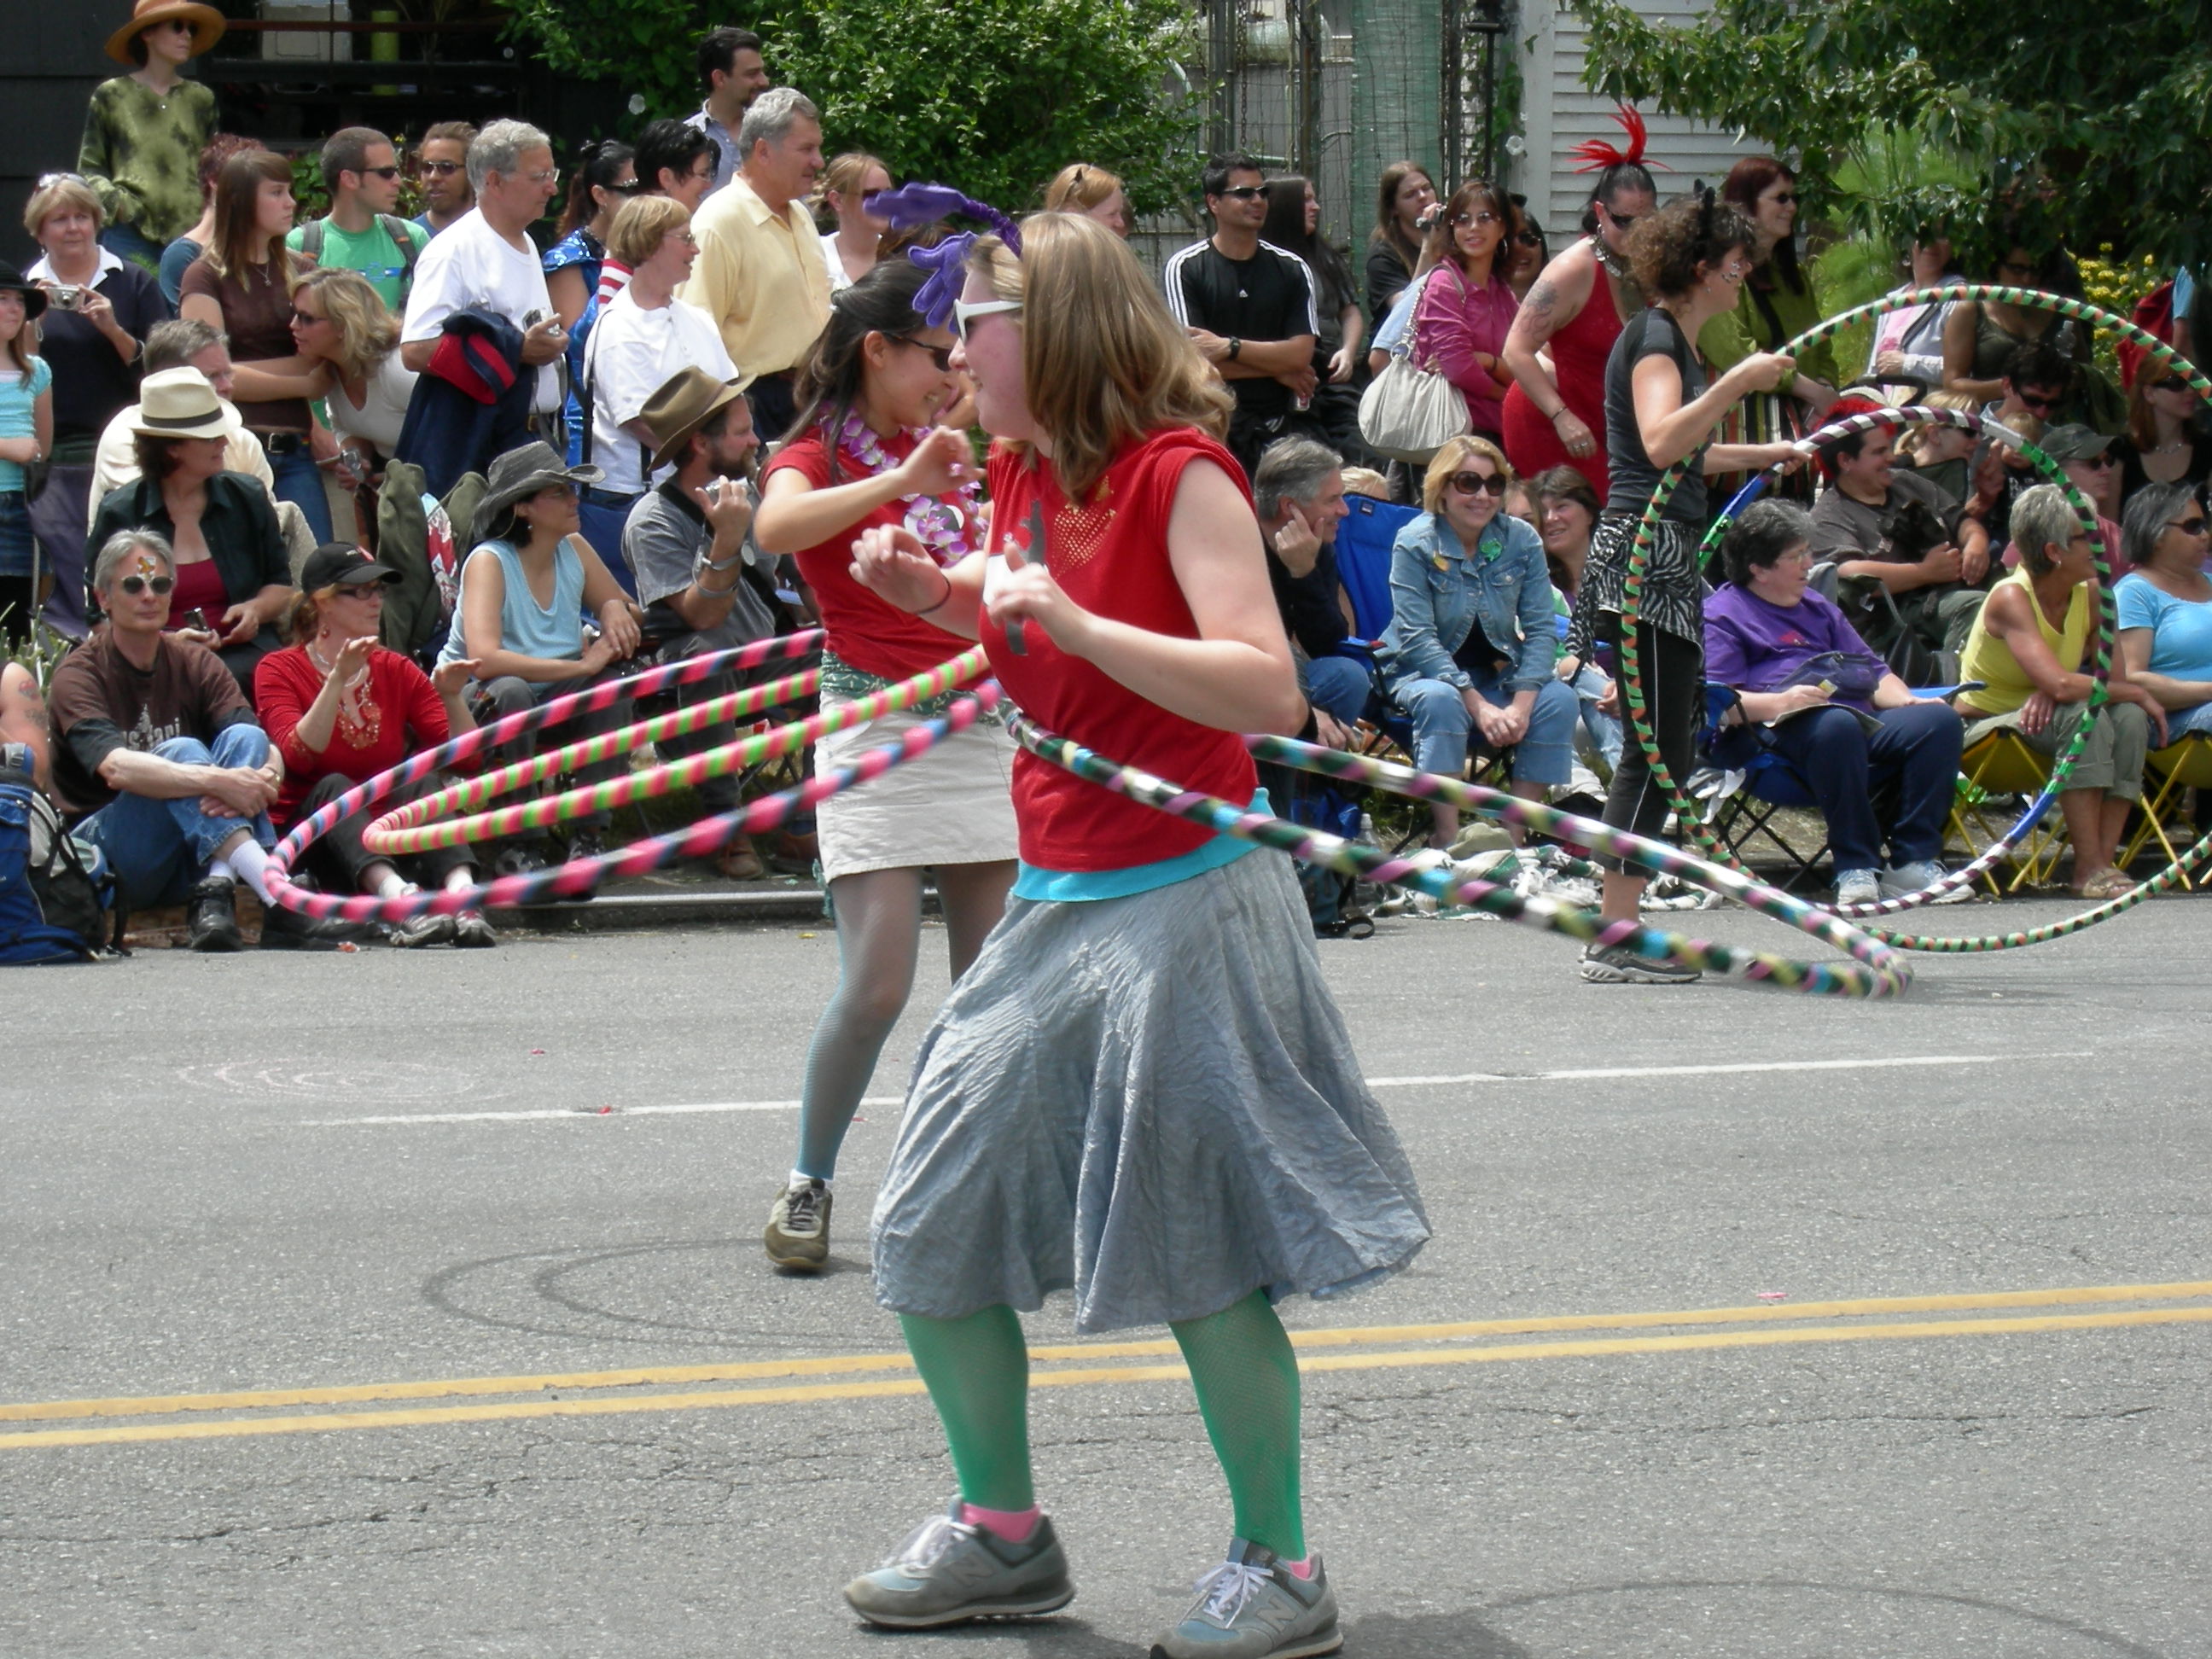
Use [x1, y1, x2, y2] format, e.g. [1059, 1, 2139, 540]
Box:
[293, 266, 395, 381]
[606, 195, 691, 268]
[1340, 465, 1389, 500]
[969, 212, 1231, 504]
[818, 151, 889, 218]
[1043, 162, 1123, 216]
[1422, 434, 1512, 515]
[24, 177, 104, 240]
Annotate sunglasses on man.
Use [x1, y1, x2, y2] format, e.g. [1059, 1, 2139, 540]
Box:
[118, 574, 173, 597]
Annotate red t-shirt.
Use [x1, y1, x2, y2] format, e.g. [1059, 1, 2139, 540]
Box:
[982, 428, 1258, 871]
[253, 643, 456, 828]
[763, 427, 975, 680]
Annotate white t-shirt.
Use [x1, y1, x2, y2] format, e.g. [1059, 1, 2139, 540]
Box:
[583, 289, 739, 496]
[400, 207, 562, 413]
[820, 230, 853, 294]
[326, 352, 421, 453]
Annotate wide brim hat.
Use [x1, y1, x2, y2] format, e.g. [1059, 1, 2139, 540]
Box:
[131, 365, 229, 440]
[472, 441, 603, 543]
[0, 263, 48, 321]
[640, 367, 748, 474]
[107, 0, 225, 65]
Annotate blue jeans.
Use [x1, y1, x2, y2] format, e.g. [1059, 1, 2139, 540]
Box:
[1567, 661, 1623, 769]
[100, 222, 165, 273]
[1395, 667, 1578, 787]
[2166, 701, 2212, 738]
[76, 729, 276, 911]
[1758, 701, 1964, 871]
[267, 443, 335, 544]
[1305, 655, 1372, 726]
[577, 486, 641, 596]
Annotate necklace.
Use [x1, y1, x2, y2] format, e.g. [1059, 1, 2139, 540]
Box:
[308, 634, 381, 748]
[835, 410, 983, 565]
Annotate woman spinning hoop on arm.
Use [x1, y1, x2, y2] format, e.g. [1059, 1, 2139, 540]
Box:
[840, 208, 1427, 1659]
[749, 256, 1019, 1274]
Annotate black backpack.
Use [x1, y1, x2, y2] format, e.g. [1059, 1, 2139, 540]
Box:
[0, 747, 116, 963]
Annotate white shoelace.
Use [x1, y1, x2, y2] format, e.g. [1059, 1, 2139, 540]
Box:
[891, 1514, 964, 1571]
[1190, 1559, 1275, 1626]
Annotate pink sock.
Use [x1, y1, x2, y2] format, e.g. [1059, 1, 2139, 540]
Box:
[1285, 1554, 1316, 1580]
[961, 1501, 1041, 1544]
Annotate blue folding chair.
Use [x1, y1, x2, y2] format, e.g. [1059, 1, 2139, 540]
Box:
[1324, 494, 1423, 755]
[1696, 683, 1834, 888]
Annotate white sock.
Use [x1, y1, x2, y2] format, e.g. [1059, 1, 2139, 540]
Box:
[371, 870, 410, 899]
[224, 841, 276, 904]
[444, 867, 476, 892]
[791, 1168, 830, 1191]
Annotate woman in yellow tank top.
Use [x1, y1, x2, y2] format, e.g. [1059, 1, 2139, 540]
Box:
[1955, 482, 2167, 899]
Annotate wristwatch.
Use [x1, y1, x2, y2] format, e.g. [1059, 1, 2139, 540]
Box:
[1226, 337, 1243, 363]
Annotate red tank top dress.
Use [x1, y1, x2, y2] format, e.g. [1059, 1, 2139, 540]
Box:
[981, 428, 1259, 872]
[1500, 244, 1627, 498]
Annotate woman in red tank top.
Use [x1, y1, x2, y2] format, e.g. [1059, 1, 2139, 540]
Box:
[835, 212, 1429, 1657]
[1498, 117, 1659, 496]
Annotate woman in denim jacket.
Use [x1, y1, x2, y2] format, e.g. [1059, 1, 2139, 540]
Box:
[1380, 434, 1579, 853]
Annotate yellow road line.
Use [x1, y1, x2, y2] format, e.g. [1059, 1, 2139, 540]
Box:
[6, 1278, 2207, 1427]
[5, 1305, 2207, 1452]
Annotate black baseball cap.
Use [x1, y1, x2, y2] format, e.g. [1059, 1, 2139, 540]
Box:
[300, 542, 401, 591]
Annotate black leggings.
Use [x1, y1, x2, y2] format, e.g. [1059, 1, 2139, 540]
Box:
[1599, 617, 1702, 876]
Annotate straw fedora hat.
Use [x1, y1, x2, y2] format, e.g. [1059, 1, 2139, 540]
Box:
[131, 367, 230, 441]
[638, 368, 747, 474]
[107, 0, 226, 67]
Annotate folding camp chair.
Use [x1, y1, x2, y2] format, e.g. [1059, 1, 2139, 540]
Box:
[1692, 683, 1833, 889]
[2117, 732, 2212, 888]
[1947, 727, 2068, 894]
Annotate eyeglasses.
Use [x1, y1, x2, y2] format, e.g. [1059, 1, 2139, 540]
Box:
[292, 307, 329, 324]
[1447, 470, 1508, 498]
[1601, 207, 1638, 230]
[890, 335, 954, 372]
[118, 574, 174, 597]
[2168, 516, 2209, 537]
[1514, 231, 1544, 248]
[2015, 390, 2062, 412]
[1214, 186, 1267, 201]
[522, 169, 561, 188]
[2075, 453, 2116, 469]
[953, 298, 1022, 341]
[357, 166, 401, 181]
[1451, 211, 1500, 229]
[2150, 378, 2193, 393]
[418, 160, 464, 178]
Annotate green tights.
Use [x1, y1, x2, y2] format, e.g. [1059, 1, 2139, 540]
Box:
[899, 1289, 1305, 1559]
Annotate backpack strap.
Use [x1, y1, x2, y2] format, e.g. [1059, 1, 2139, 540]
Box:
[377, 213, 420, 303]
[300, 217, 325, 262]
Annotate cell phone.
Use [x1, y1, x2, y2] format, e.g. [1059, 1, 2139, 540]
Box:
[183, 608, 207, 632]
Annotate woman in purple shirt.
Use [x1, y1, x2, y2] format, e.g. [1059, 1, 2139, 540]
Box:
[1703, 500, 1966, 907]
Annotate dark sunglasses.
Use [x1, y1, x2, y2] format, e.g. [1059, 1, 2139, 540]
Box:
[1214, 186, 1266, 201]
[1451, 210, 1500, 229]
[891, 335, 954, 372]
[1447, 470, 1508, 498]
[1514, 231, 1544, 248]
[1768, 191, 1797, 206]
[2169, 516, 2209, 537]
[357, 166, 401, 181]
[2077, 452, 2116, 469]
[1602, 207, 1638, 230]
[118, 574, 174, 596]
[418, 160, 464, 177]
[2015, 390, 2062, 412]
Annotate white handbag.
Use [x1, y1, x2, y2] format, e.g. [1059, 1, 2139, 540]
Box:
[1357, 274, 1470, 463]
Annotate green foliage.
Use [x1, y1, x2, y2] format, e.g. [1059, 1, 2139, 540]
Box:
[1567, 0, 2212, 271]
[501, 0, 703, 125]
[763, 0, 1204, 218]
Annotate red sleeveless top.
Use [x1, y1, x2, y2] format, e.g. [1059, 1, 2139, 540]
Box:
[981, 428, 1259, 872]
[1500, 243, 1627, 497]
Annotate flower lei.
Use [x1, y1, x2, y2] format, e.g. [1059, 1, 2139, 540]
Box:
[835, 410, 982, 567]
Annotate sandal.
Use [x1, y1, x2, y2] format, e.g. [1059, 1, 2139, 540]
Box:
[2074, 867, 2134, 901]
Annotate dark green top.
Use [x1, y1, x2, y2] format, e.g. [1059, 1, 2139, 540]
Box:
[79, 76, 219, 245]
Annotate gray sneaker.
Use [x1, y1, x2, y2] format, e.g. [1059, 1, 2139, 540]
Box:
[764, 1178, 831, 1272]
[1150, 1539, 1341, 1658]
[1881, 859, 1972, 904]
[1833, 868, 1882, 908]
[844, 1503, 1075, 1628]
[1579, 939, 1702, 985]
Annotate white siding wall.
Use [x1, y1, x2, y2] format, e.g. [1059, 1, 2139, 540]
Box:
[1516, 0, 1756, 242]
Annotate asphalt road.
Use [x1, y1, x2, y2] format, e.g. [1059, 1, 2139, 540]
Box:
[4, 892, 2209, 1658]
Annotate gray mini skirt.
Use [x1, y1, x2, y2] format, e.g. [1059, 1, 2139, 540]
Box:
[870, 846, 1430, 1334]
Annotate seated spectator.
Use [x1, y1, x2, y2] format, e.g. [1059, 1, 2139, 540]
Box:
[178, 150, 335, 542]
[1377, 435, 1576, 853]
[818, 152, 894, 290]
[1341, 465, 1389, 499]
[1865, 238, 1962, 396]
[1043, 162, 1130, 238]
[88, 318, 273, 525]
[252, 542, 494, 947]
[0, 657, 46, 789]
[287, 267, 418, 551]
[1704, 500, 1966, 907]
[581, 196, 738, 589]
[0, 266, 52, 650]
[1528, 464, 1621, 771]
[1253, 435, 1363, 741]
[1942, 245, 2088, 407]
[623, 367, 781, 879]
[24, 172, 172, 640]
[435, 442, 643, 876]
[2115, 483, 2212, 739]
[160, 133, 266, 307]
[1809, 409, 1992, 666]
[1957, 483, 2166, 899]
[1997, 424, 2122, 572]
[411, 122, 477, 240]
[47, 527, 364, 949]
[2113, 364, 2210, 508]
[87, 367, 291, 690]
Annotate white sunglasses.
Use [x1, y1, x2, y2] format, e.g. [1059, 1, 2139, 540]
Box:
[953, 298, 1022, 341]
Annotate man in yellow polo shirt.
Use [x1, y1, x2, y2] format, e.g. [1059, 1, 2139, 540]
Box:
[677, 86, 830, 440]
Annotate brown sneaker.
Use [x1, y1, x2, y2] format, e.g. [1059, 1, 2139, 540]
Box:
[715, 833, 767, 882]
[765, 1178, 831, 1271]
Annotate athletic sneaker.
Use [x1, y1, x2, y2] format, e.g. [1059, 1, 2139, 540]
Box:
[844, 1502, 1075, 1628]
[764, 1177, 831, 1271]
[386, 908, 455, 948]
[1150, 1539, 1341, 1659]
[1833, 868, 1882, 907]
[1881, 859, 1972, 904]
[1579, 940, 1702, 985]
[451, 910, 500, 948]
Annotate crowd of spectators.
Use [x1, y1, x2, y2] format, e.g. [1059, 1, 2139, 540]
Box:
[5, 1, 2208, 958]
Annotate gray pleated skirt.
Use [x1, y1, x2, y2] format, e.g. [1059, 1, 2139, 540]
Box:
[870, 846, 1430, 1334]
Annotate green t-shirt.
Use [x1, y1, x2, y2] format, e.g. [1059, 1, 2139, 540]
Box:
[285, 213, 429, 311]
